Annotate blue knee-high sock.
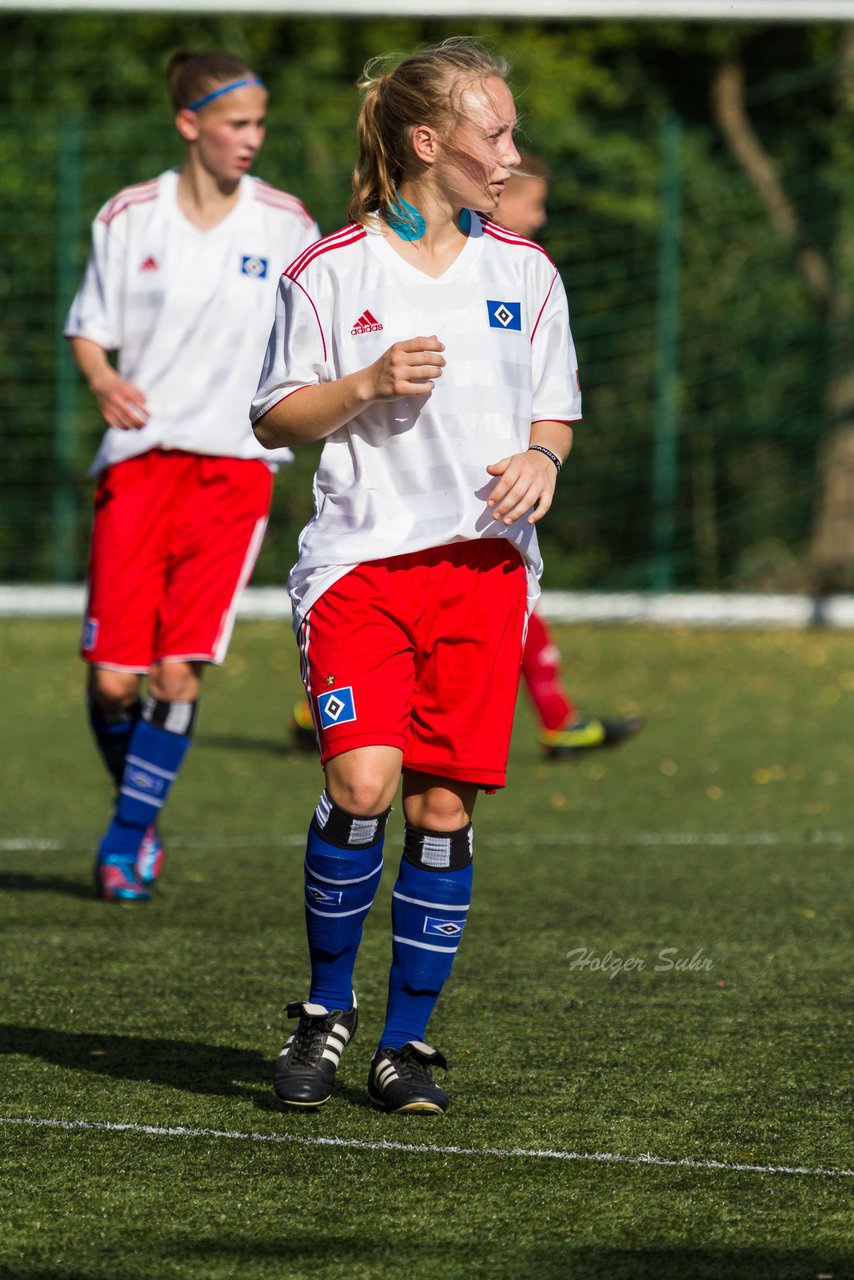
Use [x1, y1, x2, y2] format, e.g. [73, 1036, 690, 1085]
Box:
[88, 696, 142, 788]
[98, 696, 197, 866]
[380, 823, 473, 1050]
[305, 791, 388, 1011]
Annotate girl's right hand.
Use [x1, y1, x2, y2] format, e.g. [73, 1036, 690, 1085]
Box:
[364, 336, 445, 401]
[91, 370, 149, 430]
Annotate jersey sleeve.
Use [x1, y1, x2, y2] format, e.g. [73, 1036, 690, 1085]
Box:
[250, 273, 332, 424]
[530, 268, 582, 425]
[63, 205, 126, 351]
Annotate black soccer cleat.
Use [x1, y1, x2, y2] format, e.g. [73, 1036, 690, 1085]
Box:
[273, 996, 358, 1108]
[368, 1041, 450, 1115]
[540, 715, 645, 759]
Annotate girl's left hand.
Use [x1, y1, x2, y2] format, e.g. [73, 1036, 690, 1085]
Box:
[485, 449, 557, 526]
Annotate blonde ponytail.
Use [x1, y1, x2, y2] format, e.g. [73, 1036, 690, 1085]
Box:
[346, 39, 510, 228]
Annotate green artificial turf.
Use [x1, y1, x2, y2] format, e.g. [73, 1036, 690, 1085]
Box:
[1, 618, 852, 1279]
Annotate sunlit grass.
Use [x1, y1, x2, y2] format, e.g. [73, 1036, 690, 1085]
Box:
[1, 619, 852, 1280]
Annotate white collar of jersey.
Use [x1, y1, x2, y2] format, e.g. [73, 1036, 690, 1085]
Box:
[363, 210, 484, 284]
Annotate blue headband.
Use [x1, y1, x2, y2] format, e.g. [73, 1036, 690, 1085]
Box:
[187, 76, 264, 112]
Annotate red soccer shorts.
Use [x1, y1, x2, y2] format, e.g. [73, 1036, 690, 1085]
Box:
[81, 450, 272, 671]
[297, 539, 529, 790]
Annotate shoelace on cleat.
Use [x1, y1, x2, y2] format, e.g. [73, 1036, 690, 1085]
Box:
[284, 1005, 340, 1068]
[387, 1044, 448, 1084]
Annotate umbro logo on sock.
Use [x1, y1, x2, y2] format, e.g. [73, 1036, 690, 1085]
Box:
[351, 309, 383, 336]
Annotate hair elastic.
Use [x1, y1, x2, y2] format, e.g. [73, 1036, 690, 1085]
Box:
[386, 193, 426, 242]
[187, 76, 264, 112]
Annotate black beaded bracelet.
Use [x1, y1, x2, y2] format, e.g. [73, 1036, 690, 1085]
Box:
[528, 444, 562, 474]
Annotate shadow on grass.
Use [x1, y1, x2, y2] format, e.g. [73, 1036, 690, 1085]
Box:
[0, 1024, 370, 1112]
[123, 1241, 854, 1280]
[0, 1024, 269, 1102]
[0, 872, 92, 899]
[3, 1249, 852, 1280]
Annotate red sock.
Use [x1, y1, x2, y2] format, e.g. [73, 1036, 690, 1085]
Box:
[521, 610, 575, 732]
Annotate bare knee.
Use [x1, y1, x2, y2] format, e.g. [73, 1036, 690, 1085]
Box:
[88, 667, 141, 718]
[403, 776, 478, 832]
[148, 661, 203, 703]
[325, 747, 402, 816]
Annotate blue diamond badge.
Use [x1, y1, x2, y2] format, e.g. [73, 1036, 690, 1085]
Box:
[487, 300, 521, 330]
[424, 917, 463, 938]
[317, 686, 357, 729]
[241, 254, 269, 279]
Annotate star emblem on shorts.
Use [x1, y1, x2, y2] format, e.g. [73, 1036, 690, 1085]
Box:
[325, 674, 335, 687]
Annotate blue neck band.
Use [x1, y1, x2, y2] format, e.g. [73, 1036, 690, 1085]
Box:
[386, 194, 426, 242]
[187, 76, 264, 113]
[385, 197, 474, 242]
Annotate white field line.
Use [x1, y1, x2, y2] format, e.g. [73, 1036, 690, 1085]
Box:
[2, 830, 852, 854]
[1, 1114, 851, 1180]
[3, 1111, 850, 1177]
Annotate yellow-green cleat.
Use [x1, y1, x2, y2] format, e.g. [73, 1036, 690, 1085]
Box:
[540, 715, 645, 759]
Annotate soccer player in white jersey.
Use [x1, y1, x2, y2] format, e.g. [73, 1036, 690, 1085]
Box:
[497, 154, 645, 760]
[252, 38, 580, 1115]
[65, 49, 319, 902]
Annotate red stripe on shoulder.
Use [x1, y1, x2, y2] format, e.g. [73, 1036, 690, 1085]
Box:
[285, 223, 365, 278]
[253, 181, 316, 226]
[482, 217, 555, 264]
[99, 179, 160, 226]
[285, 224, 366, 282]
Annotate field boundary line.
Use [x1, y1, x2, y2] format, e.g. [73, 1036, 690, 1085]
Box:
[2, 830, 851, 854]
[2, 1114, 851, 1179]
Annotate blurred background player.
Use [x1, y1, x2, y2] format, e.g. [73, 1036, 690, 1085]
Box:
[496, 151, 645, 759]
[252, 39, 580, 1115]
[65, 48, 320, 901]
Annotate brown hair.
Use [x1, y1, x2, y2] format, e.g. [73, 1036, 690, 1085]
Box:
[166, 49, 256, 112]
[346, 37, 510, 229]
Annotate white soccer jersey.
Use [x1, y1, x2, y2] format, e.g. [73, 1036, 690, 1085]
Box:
[65, 169, 320, 475]
[251, 212, 581, 625]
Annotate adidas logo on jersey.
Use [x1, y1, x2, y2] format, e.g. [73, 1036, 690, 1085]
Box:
[351, 309, 383, 336]
[139, 256, 159, 272]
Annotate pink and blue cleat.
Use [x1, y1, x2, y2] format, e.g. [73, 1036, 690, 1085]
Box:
[94, 856, 151, 902]
[135, 824, 165, 886]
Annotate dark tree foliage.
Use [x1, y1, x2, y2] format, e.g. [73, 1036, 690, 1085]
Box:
[0, 15, 847, 589]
